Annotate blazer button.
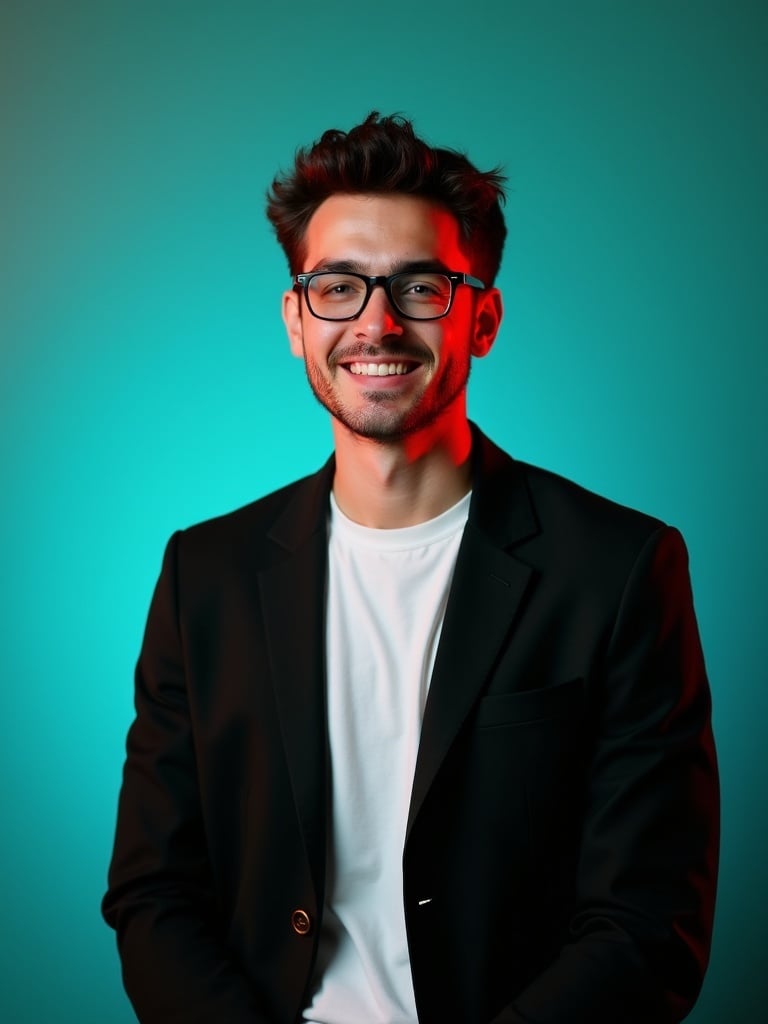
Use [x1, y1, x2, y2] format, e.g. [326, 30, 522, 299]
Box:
[291, 908, 312, 936]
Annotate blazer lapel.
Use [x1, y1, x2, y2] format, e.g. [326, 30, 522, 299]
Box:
[254, 435, 539, 866]
[258, 459, 334, 898]
[406, 429, 539, 838]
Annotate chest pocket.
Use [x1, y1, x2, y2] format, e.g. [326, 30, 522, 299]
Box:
[475, 677, 584, 729]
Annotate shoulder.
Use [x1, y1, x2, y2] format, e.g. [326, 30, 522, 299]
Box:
[474, 426, 663, 535]
[167, 457, 334, 577]
[472, 427, 679, 584]
[519, 459, 664, 542]
[518, 458, 688, 585]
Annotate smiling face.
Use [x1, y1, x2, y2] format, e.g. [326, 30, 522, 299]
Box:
[282, 193, 502, 444]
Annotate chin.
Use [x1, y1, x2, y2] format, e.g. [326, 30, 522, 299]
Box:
[337, 402, 453, 444]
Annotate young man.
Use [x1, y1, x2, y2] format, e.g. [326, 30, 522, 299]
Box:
[103, 113, 719, 1024]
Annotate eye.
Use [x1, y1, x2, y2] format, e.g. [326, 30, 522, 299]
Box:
[312, 274, 366, 301]
[394, 274, 451, 305]
[406, 281, 440, 296]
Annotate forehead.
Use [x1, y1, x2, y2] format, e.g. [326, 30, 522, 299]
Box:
[302, 193, 468, 272]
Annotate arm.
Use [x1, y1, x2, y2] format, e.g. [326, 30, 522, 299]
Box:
[493, 526, 719, 1024]
[102, 533, 269, 1024]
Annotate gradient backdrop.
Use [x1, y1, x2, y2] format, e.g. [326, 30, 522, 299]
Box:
[2, 2, 766, 1021]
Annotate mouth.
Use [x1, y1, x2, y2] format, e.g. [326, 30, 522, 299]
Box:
[346, 361, 418, 377]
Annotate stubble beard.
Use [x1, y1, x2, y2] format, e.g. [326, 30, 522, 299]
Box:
[303, 350, 471, 443]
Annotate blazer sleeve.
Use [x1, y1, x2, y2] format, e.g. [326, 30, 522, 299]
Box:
[102, 533, 269, 1024]
[492, 526, 719, 1024]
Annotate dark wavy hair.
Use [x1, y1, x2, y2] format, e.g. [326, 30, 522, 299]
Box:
[266, 112, 507, 286]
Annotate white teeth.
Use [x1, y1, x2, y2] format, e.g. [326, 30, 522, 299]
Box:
[349, 362, 410, 376]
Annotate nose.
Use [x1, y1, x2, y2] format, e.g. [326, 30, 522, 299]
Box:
[355, 284, 404, 341]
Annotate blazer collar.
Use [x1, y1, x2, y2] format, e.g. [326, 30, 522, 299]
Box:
[264, 422, 539, 552]
[466, 422, 539, 549]
[266, 454, 336, 552]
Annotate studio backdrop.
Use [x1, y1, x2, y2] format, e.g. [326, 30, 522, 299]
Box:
[1, 2, 766, 1021]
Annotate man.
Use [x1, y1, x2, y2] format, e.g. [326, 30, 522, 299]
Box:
[103, 113, 719, 1024]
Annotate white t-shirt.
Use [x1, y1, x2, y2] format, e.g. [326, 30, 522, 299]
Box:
[303, 490, 470, 1024]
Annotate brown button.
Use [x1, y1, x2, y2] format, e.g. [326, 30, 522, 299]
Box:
[291, 908, 312, 936]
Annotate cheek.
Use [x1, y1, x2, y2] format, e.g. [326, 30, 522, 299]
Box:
[300, 320, 340, 359]
[435, 324, 471, 365]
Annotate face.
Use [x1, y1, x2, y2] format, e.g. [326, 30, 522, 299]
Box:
[282, 193, 501, 444]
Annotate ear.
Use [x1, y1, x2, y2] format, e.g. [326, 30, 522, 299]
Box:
[282, 288, 305, 358]
[471, 287, 503, 358]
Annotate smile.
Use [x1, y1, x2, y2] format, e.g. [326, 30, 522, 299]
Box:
[347, 362, 415, 377]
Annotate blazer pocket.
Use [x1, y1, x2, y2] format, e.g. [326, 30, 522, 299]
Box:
[475, 677, 584, 729]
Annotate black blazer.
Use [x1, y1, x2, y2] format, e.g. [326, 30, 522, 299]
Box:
[103, 427, 718, 1024]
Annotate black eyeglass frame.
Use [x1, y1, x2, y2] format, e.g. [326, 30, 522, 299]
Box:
[293, 270, 486, 322]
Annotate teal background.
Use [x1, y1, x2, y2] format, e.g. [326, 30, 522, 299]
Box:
[1, 1, 765, 1020]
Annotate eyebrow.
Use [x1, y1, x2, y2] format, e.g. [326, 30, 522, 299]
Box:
[308, 258, 453, 275]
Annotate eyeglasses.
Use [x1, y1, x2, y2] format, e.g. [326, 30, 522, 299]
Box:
[293, 270, 486, 321]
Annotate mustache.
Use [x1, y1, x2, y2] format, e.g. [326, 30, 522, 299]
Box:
[328, 341, 432, 367]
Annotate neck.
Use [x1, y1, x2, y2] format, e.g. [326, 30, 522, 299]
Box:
[331, 405, 473, 529]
